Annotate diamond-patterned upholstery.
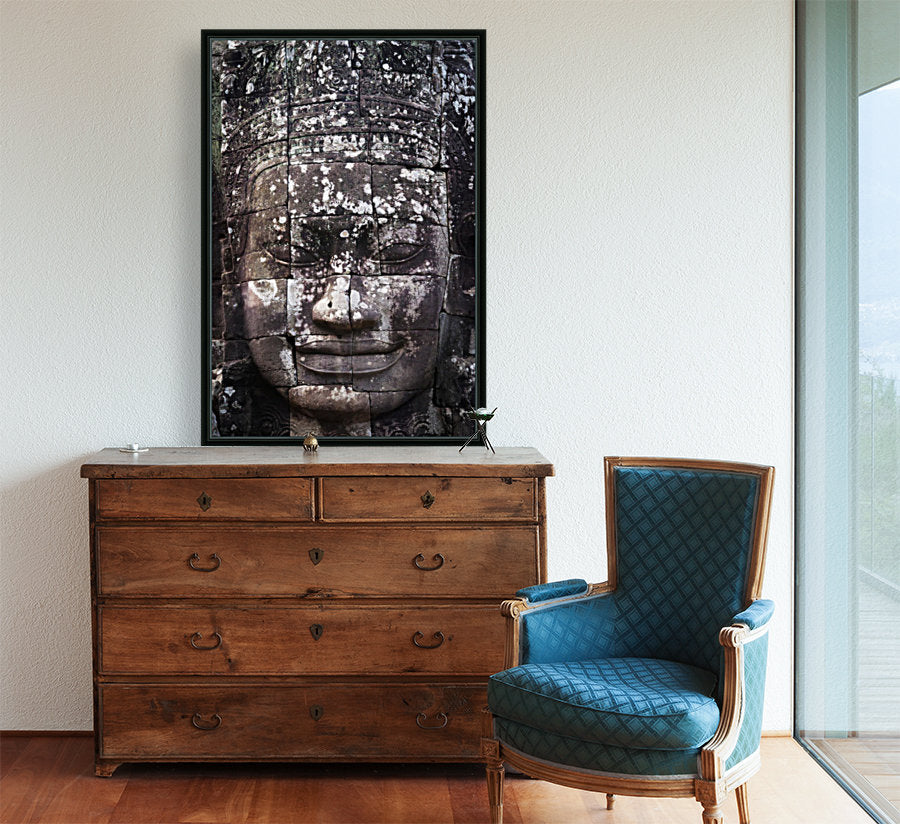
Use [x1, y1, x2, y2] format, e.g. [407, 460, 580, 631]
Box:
[520, 590, 618, 664]
[489, 657, 719, 750]
[611, 467, 759, 677]
[726, 630, 769, 769]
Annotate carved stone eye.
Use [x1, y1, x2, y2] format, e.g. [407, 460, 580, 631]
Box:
[380, 242, 423, 263]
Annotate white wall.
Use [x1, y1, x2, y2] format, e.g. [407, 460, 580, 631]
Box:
[0, 0, 794, 732]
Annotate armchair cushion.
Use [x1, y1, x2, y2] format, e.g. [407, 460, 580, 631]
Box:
[489, 657, 719, 751]
[494, 718, 705, 777]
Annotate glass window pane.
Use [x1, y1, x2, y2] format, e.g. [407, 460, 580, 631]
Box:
[797, 2, 900, 822]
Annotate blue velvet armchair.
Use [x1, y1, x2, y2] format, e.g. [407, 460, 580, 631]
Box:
[482, 457, 775, 824]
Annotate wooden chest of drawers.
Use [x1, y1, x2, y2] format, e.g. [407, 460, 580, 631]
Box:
[81, 446, 552, 776]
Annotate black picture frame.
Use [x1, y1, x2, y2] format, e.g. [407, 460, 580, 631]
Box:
[201, 30, 486, 445]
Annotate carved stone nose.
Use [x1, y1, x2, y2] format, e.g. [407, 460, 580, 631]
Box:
[312, 277, 352, 333]
[311, 276, 381, 333]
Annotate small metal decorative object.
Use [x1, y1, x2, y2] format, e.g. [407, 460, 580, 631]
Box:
[303, 432, 319, 452]
[119, 442, 149, 454]
[459, 407, 497, 453]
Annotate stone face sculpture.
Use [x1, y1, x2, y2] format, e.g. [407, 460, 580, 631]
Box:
[208, 37, 478, 438]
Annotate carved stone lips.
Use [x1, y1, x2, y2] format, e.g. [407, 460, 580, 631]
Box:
[295, 337, 405, 375]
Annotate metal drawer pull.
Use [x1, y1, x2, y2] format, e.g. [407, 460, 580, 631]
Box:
[196, 492, 212, 511]
[188, 553, 220, 572]
[190, 631, 222, 650]
[412, 630, 445, 649]
[420, 490, 435, 509]
[413, 553, 444, 571]
[416, 712, 448, 730]
[191, 713, 221, 730]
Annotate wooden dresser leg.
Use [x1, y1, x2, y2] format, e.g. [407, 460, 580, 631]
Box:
[606, 793, 615, 810]
[94, 760, 121, 778]
[736, 782, 750, 824]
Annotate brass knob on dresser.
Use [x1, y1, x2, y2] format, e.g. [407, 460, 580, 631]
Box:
[413, 553, 444, 571]
[191, 713, 222, 730]
[189, 631, 223, 650]
[415, 712, 449, 730]
[412, 631, 445, 649]
[188, 553, 221, 572]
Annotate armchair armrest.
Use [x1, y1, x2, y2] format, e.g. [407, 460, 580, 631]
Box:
[499, 580, 615, 669]
[699, 599, 774, 786]
[515, 579, 589, 603]
[731, 598, 774, 630]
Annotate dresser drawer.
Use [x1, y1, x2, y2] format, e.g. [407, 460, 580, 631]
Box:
[99, 605, 505, 676]
[95, 478, 314, 521]
[99, 683, 486, 761]
[96, 525, 538, 598]
[321, 476, 536, 521]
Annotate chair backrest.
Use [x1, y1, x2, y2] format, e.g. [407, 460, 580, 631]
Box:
[605, 457, 774, 678]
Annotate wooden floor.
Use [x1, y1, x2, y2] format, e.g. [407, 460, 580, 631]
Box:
[0, 735, 872, 824]
[810, 737, 899, 823]
[856, 574, 900, 732]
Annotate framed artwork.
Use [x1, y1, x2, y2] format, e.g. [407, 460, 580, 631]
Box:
[201, 30, 485, 444]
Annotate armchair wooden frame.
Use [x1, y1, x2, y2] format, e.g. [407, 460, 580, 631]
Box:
[481, 457, 775, 824]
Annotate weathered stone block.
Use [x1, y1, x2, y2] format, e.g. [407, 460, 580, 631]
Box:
[224, 339, 251, 362]
[371, 166, 447, 225]
[368, 120, 439, 168]
[444, 256, 476, 317]
[289, 162, 373, 217]
[352, 275, 446, 331]
[440, 94, 475, 171]
[221, 144, 288, 216]
[240, 278, 287, 337]
[221, 92, 287, 153]
[221, 283, 245, 340]
[371, 390, 444, 437]
[287, 39, 360, 103]
[447, 170, 476, 257]
[249, 336, 296, 387]
[433, 313, 477, 408]
[231, 207, 290, 282]
[217, 40, 286, 99]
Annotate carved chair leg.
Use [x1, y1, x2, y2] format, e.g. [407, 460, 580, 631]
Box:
[736, 782, 750, 824]
[486, 762, 505, 824]
[606, 793, 615, 810]
[700, 801, 725, 824]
